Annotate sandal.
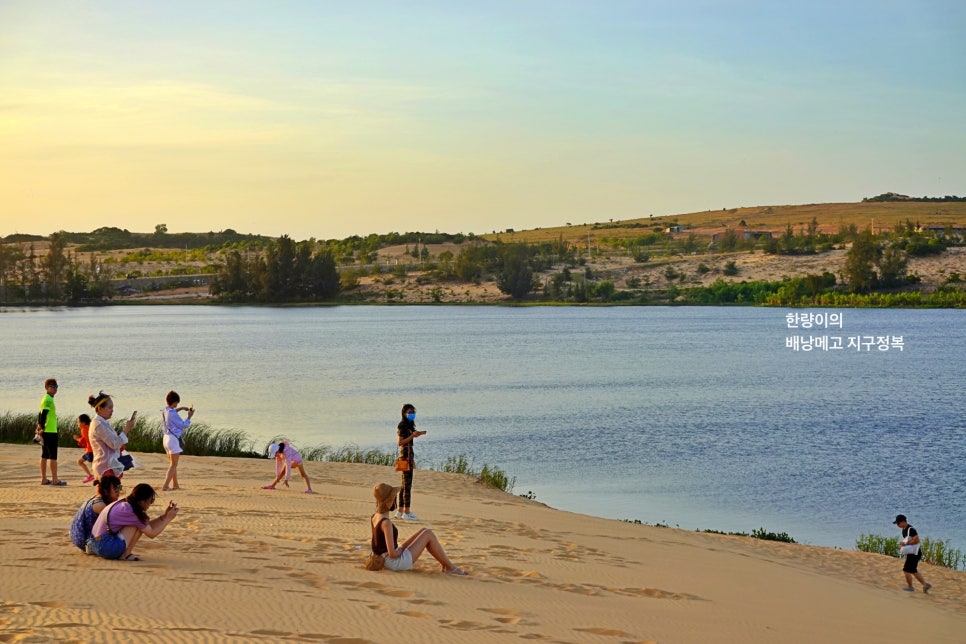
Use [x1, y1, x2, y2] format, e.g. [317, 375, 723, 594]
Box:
[122, 553, 141, 561]
[262, 485, 276, 490]
[40, 479, 51, 485]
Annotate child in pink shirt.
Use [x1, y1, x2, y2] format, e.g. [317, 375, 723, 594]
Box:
[263, 441, 313, 493]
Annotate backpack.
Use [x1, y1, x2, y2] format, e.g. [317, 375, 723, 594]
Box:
[69, 498, 98, 551]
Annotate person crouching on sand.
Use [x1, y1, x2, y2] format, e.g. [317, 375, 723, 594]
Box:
[263, 440, 313, 493]
[370, 482, 466, 575]
[88, 483, 178, 561]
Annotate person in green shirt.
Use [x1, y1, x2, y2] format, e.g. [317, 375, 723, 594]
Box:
[37, 378, 66, 486]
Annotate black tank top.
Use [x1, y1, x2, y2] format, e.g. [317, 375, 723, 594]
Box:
[371, 516, 398, 555]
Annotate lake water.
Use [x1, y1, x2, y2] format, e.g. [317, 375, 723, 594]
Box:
[1, 305, 963, 551]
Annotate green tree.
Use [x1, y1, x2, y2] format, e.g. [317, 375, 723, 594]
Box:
[300, 245, 340, 299]
[63, 256, 89, 304]
[718, 229, 739, 252]
[262, 235, 297, 299]
[0, 240, 25, 303]
[455, 246, 484, 282]
[843, 230, 879, 293]
[877, 245, 908, 288]
[42, 232, 69, 302]
[211, 250, 250, 299]
[594, 280, 616, 301]
[496, 244, 535, 300]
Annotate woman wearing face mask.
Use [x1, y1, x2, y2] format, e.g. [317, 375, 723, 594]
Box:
[396, 403, 426, 520]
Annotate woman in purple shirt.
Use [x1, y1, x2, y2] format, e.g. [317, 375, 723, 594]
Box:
[89, 483, 178, 561]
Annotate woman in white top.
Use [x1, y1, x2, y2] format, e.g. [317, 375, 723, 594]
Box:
[88, 391, 135, 479]
[161, 390, 194, 492]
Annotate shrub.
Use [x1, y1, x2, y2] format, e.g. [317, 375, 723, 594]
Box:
[0, 412, 44, 444]
[750, 527, 796, 543]
[304, 443, 395, 466]
[855, 533, 965, 570]
[436, 453, 515, 493]
[700, 527, 797, 543]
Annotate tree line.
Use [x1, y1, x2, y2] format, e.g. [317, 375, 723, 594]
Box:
[2, 220, 963, 306]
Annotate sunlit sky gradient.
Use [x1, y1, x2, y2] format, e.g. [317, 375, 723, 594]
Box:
[1, 1, 963, 240]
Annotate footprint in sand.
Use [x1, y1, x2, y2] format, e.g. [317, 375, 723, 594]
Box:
[286, 570, 329, 590]
[437, 618, 499, 632]
[574, 626, 635, 637]
[399, 610, 433, 619]
[479, 607, 537, 626]
[335, 579, 416, 598]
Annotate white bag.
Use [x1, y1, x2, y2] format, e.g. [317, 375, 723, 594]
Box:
[900, 543, 919, 556]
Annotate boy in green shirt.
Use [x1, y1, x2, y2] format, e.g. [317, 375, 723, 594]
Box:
[37, 378, 66, 486]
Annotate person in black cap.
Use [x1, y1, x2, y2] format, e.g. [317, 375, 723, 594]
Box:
[893, 514, 931, 593]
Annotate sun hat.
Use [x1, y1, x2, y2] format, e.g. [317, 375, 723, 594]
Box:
[373, 482, 401, 513]
[267, 443, 282, 458]
[364, 551, 385, 571]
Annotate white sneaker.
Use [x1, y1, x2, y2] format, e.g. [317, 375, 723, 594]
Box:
[393, 511, 404, 519]
[403, 513, 419, 521]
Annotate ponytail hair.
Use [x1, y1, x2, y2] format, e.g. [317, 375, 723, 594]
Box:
[88, 391, 111, 409]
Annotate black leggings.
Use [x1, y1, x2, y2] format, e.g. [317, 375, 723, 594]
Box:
[399, 468, 414, 509]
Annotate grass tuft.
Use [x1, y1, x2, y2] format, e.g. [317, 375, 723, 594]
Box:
[856, 533, 965, 570]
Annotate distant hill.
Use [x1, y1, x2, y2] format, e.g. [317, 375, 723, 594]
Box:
[481, 200, 966, 246]
[4, 198, 966, 249]
[862, 192, 965, 203]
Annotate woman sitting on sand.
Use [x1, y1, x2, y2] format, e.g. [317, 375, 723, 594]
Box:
[370, 482, 466, 575]
[68, 474, 122, 552]
[89, 483, 178, 561]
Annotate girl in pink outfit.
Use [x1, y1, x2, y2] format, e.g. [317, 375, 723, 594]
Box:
[263, 441, 313, 493]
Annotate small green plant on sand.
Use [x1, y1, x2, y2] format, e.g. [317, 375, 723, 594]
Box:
[856, 533, 965, 570]
[437, 453, 515, 493]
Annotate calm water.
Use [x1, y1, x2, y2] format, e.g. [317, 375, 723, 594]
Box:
[1, 305, 963, 550]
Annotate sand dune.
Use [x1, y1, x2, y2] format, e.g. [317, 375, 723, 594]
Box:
[1, 444, 962, 643]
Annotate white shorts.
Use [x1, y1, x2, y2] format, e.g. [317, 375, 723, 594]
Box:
[382, 549, 413, 571]
[163, 434, 183, 455]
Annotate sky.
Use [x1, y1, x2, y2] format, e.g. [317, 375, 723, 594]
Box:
[1, 1, 964, 241]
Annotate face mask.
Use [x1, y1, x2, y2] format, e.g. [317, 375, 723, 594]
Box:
[406, 413, 416, 422]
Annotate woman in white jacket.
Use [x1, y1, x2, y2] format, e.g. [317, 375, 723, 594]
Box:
[88, 391, 135, 479]
[161, 390, 194, 491]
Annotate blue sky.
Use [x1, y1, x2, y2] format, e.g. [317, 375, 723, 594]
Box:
[1, 1, 963, 240]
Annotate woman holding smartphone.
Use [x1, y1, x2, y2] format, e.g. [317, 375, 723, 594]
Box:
[89, 483, 178, 561]
[396, 403, 426, 520]
[88, 391, 136, 479]
[161, 390, 194, 491]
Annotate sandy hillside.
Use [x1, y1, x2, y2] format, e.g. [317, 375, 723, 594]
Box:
[0, 444, 963, 643]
